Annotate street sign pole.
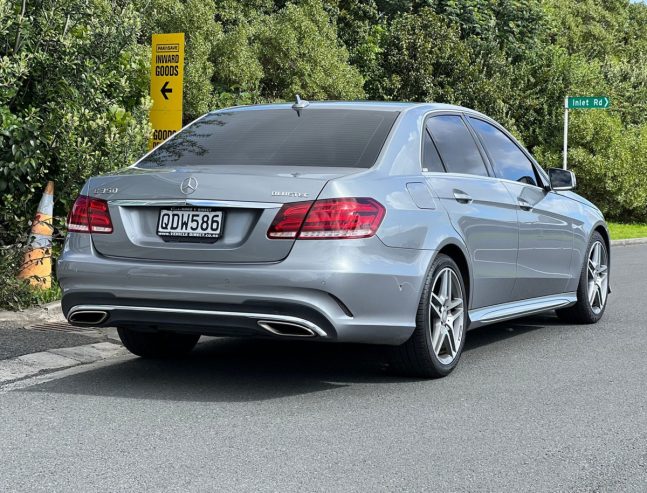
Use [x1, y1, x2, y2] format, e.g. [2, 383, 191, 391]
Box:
[563, 97, 569, 170]
[562, 96, 611, 170]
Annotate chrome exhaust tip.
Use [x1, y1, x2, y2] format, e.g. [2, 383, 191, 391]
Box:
[257, 320, 317, 338]
[68, 310, 109, 326]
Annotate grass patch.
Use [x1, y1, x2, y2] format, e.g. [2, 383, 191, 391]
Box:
[607, 222, 647, 240]
[0, 274, 62, 311]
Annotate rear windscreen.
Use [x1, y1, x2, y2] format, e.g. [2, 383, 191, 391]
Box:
[137, 108, 399, 169]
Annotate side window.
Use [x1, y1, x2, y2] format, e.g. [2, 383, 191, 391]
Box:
[426, 115, 489, 177]
[422, 129, 445, 172]
[469, 117, 539, 186]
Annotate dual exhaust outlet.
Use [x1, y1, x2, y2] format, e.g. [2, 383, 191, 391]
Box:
[68, 310, 108, 326]
[257, 320, 317, 338]
[68, 309, 318, 338]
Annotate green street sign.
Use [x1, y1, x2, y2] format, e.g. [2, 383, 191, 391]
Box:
[566, 96, 610, 109]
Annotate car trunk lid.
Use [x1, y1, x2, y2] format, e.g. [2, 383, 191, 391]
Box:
[88, 166, 356, 263]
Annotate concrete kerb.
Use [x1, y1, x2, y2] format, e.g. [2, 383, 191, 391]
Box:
[0, 300, 64, 324]
[610, 237, 647, 247]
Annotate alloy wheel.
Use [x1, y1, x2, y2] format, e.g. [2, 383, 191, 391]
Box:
[587, 241, 609, 315]
[429, 267, 465, 365]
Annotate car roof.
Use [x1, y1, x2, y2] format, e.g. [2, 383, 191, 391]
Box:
[210, 100, 482, 115]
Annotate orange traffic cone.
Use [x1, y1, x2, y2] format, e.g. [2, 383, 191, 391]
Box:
[18, 181, 54, 289]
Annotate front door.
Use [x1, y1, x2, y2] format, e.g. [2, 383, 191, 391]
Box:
[502, 183, 574, 299]
[467, 116, 573, 300]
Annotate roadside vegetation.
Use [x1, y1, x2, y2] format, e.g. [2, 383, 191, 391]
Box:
[608, 223, 647, 241]
[1, 0, 646, 308]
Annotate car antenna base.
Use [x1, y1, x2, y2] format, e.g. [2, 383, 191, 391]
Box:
[292, 94, 309, 115]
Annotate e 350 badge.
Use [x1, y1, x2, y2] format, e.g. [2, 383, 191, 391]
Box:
[93, 187, 119, 194]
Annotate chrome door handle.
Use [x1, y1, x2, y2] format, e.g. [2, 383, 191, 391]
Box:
[453, 191, 473, 203]
[518, 198, 533, 210]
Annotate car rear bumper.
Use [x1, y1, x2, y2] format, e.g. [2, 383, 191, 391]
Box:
[58, 235, 433, 345]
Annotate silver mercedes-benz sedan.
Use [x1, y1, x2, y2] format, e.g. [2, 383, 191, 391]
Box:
[58, 101, 610, 377]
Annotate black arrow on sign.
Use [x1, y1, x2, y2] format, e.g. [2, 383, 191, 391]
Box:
[161, 81, 173, 100]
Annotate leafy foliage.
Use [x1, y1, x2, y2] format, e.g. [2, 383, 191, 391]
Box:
[137, 0, 222, 117]
[536, 112, 647, 222]
[0, 0, 151, 242]
[254, 0, 364, 101]
[372, 8, 517, 131]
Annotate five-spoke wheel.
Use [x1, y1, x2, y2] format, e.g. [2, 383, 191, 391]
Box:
[393, 231, 610, 377]
[557, 231, 610, 324]
[391, 254, 467, 378]
[429, 267, 465, 365]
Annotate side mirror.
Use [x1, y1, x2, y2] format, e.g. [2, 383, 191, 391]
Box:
[549, 168, 576, 191]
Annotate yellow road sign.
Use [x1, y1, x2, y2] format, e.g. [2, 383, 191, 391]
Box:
[149, 33, 184, 149]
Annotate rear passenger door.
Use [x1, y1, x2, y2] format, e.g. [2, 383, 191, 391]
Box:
[467, 117, 574, 300]
[423, 114, 519, 309]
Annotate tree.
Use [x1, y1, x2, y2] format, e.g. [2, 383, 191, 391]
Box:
[137, 0, 365, 116]
[372, 8, 517, 131]
[135, 0, 222, 120]
[0, 0, 150, 241]
[253, 0, 365, 101]
[563, 112, 647, 222]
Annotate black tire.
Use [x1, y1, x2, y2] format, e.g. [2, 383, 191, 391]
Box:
[556, 231, 609, 324]
[117, 327, 200, 358]
[390, 254, 468, 378]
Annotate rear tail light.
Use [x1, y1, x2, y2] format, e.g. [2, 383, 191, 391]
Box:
[67, 195, 113, 234]
[267, 201, 314, 239]
[267, 198, 385, 240]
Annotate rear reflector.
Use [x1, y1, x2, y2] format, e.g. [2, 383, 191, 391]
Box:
[267, 198, 385, 240]
[67, 195, 113, 234]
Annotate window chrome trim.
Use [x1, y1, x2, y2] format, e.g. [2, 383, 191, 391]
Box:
[465, 115, 549, 189]
[495, 176, 547, 193]
[419, 109, 495, 178]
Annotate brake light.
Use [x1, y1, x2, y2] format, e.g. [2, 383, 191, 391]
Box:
[66, 195, 113, 234]
[267, 198, 385, 240]
[267, 201, 314, 238]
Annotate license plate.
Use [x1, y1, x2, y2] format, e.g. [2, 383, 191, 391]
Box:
[157, 208, 223, 241]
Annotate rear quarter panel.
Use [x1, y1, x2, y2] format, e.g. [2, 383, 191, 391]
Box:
[319, 173, 461, 252]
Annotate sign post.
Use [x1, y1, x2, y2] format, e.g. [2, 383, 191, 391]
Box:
[563, 96, 610, 170]
[149, 33, 185, 150]
[563, 97, 569, 170]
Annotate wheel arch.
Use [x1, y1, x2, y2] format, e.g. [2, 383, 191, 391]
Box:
[593, 223, 611, 259]
[436, 242, 472, 307]
[593, 222, 611, 291]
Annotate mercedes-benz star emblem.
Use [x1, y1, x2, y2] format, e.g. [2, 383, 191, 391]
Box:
[180, 176, 198, 195]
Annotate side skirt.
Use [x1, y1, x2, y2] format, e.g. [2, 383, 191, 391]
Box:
[468, 293, 577, 329]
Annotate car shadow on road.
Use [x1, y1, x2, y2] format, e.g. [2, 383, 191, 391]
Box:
[25, 313, 565, 403]
[464, 312, 567, 352]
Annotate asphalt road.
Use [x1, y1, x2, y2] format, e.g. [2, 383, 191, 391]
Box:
[1, 245, 646, 492]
